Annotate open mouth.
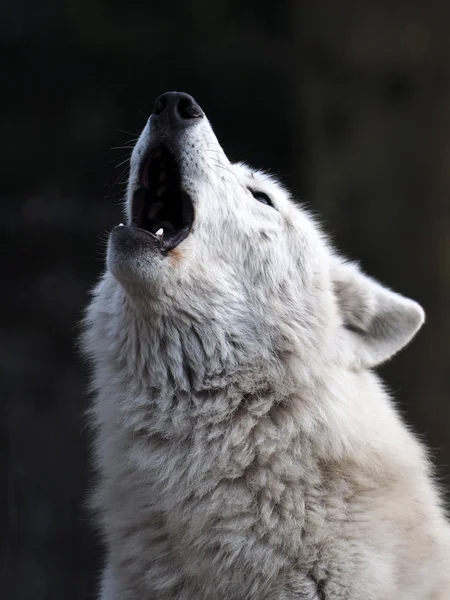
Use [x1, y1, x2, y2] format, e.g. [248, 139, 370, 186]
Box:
[131, 144, 194, 251]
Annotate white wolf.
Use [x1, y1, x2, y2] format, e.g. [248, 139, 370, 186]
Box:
[82, 92, 450, 599]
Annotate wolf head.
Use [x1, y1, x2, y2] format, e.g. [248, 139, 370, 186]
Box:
[101, 92, 423, 392]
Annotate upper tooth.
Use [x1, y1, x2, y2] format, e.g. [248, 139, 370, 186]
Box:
[155, 228, 163, 236]
[119, 223, 124, 227]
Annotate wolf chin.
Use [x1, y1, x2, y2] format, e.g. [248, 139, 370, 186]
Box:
[82, 92, 450, 599]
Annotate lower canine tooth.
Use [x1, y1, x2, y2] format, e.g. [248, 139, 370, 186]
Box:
[155, 228, 164, 236]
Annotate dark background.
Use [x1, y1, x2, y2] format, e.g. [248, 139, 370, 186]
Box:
[3, 1, 450, 599]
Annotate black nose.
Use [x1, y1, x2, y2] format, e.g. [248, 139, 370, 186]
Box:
[152, 92, 203, 128]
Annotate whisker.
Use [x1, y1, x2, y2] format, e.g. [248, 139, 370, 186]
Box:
[208, 160, 240, 181]
[112, 167, 130, 186]
[117, 128, 140, 136]
[201, 165, 237, 208]
[103, 191, 124, 200]
[105, 155, 130, 168]
[98, 274, 114, 294]
[114, 158, 131, 170]
[203, 141, 223, 150]
[204, 150, 226, 157]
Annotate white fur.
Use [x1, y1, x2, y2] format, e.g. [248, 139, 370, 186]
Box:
[82, 109, 450, 599]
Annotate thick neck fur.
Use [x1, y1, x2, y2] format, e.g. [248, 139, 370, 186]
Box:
[83, 273, 422, 487]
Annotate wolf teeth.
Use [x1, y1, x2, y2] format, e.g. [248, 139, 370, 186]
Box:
[155, 228, 164, 237]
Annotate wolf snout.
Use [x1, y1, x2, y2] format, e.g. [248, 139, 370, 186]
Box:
[151, 91, 204, 130]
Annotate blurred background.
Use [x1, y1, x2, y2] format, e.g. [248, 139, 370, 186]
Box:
[2, 1, 450, 598]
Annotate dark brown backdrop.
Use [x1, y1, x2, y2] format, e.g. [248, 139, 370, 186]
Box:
[2, 1, 449, 598]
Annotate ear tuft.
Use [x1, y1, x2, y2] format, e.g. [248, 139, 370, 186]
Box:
[332, 260, 425, 368]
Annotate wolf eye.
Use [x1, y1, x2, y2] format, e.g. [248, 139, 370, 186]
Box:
[250, 190, 273, 207]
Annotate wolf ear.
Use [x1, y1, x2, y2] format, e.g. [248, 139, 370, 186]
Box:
[332, 260, 425, 368]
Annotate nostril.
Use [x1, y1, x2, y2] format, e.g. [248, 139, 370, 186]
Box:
[153, 95, 166, 116]
[178, 96, 202, 120]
